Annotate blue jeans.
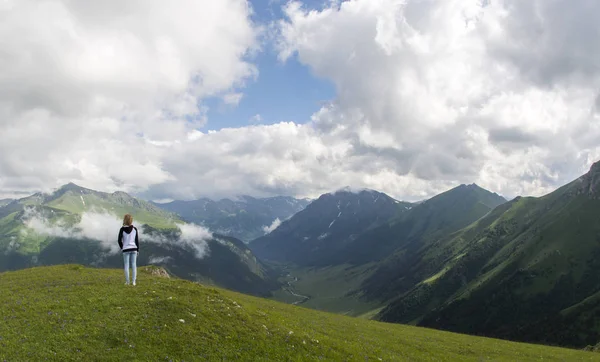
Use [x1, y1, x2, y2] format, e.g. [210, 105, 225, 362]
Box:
[123, 251, 138, 284]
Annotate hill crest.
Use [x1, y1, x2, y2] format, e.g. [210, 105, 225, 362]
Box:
[0, 265, 593, 361]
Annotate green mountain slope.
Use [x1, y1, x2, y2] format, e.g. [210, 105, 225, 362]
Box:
[0, 184, 278, 296]
[0, 265, 597, 361]
[341, 184, 506, 266]
[378, 162, 600, 348]
[250, 189, 409, 266]
[0, 182, 178, 257]
[154, 195, 310, 242]
[265, 184, 506, 316]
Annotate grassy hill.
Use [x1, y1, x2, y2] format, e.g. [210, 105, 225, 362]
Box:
[0, 265, 597, 361]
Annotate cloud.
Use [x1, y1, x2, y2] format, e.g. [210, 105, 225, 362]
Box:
[22, 209, 123, 254]
[148, 256, 173, 265]
[262, 218, 281, 234]
[249, 114, 263, 123]
[2, 0, 600, 203]
[0, 0, 259, 195]
[23, 207, 212, 259]
[272, 0, 600, 199]
[176, 223, 212, 259]
[223, 92, 245, 106]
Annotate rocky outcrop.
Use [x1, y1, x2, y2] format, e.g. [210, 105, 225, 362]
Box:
[577, 161, 600, 199]
[141, 265, 170, 278]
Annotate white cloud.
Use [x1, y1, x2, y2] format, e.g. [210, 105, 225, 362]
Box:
[0, 0, 258, 195]
[249, 114, 263, 123]
[148, 256, 172, 264]
[23, 209, 124, 254]
[223, 92, 245, 106]
[272, 0, 600, 199]
[23, 207, 212, 259]
[177, 223, 212, 259]
[2, 0, 600, 203]
[262, 218, 281, 234]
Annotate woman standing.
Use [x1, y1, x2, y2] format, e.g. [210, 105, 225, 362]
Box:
[118, 214, 139, 286]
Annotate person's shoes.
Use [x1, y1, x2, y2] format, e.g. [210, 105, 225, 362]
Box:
[125, 282, 130, 285]
[132, 281, 136, 286]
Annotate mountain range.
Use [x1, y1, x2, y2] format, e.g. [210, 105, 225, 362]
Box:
[250, 188, 410, 266]
[153, 195, 310, 242]
[0, 183, 277, 296]
[386, 161, 600, 348]
[4, 162, 600, 349]
[248, 162, 600, 348]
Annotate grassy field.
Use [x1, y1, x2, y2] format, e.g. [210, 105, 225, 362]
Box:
[1, 266, 599, 361]
[272, 264, 382, 317]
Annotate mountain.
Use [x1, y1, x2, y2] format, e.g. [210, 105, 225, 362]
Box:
[335, 183, 507, 267]
[0, 265, 593, 361]
[0, 183, 278, 296]
[262, 184, 507, 318]
[250, 188, 409, 266]
[0, 199, 12, 207]
[375, 162, 600, 348]
[154, 195, 310, 242]
[4, 182, 178, 227]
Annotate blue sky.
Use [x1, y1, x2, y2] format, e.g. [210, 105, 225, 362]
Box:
[202, 0, 336, 130]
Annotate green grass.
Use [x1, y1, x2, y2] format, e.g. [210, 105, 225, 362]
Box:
[1, 265, 598, 361]
[272, 264, 381, 317]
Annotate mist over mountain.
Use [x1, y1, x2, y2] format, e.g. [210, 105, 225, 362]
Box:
[0, 183, 278, 296]
[153, 195, 310, 242]
[0, 199, 12, 207]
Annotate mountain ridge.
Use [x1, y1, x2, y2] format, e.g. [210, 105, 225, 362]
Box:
[153, 195, 310, 242]
[0, 183, 279, 296]
[249, 189, 408, 266]
[373, 163, 600, 348]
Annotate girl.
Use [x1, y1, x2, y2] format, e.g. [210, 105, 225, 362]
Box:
[118, 214, 139, 286]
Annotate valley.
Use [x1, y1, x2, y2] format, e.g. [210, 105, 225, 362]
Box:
[273, 263, 381, 316]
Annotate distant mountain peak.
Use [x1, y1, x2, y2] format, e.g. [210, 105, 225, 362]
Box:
[457, 183, 483, 191]
[421, 183, 506, 211]
[580, 160, 600, 198]
[43, 182, 93, 203]
[112, 190, 132, 197]
[334, 186, 376, 193]
[57, 182, 86, 192]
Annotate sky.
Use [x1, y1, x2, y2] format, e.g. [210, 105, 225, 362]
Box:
[1, 0, 599, 202]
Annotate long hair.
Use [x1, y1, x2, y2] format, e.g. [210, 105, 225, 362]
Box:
[123, 214, 133, 226]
